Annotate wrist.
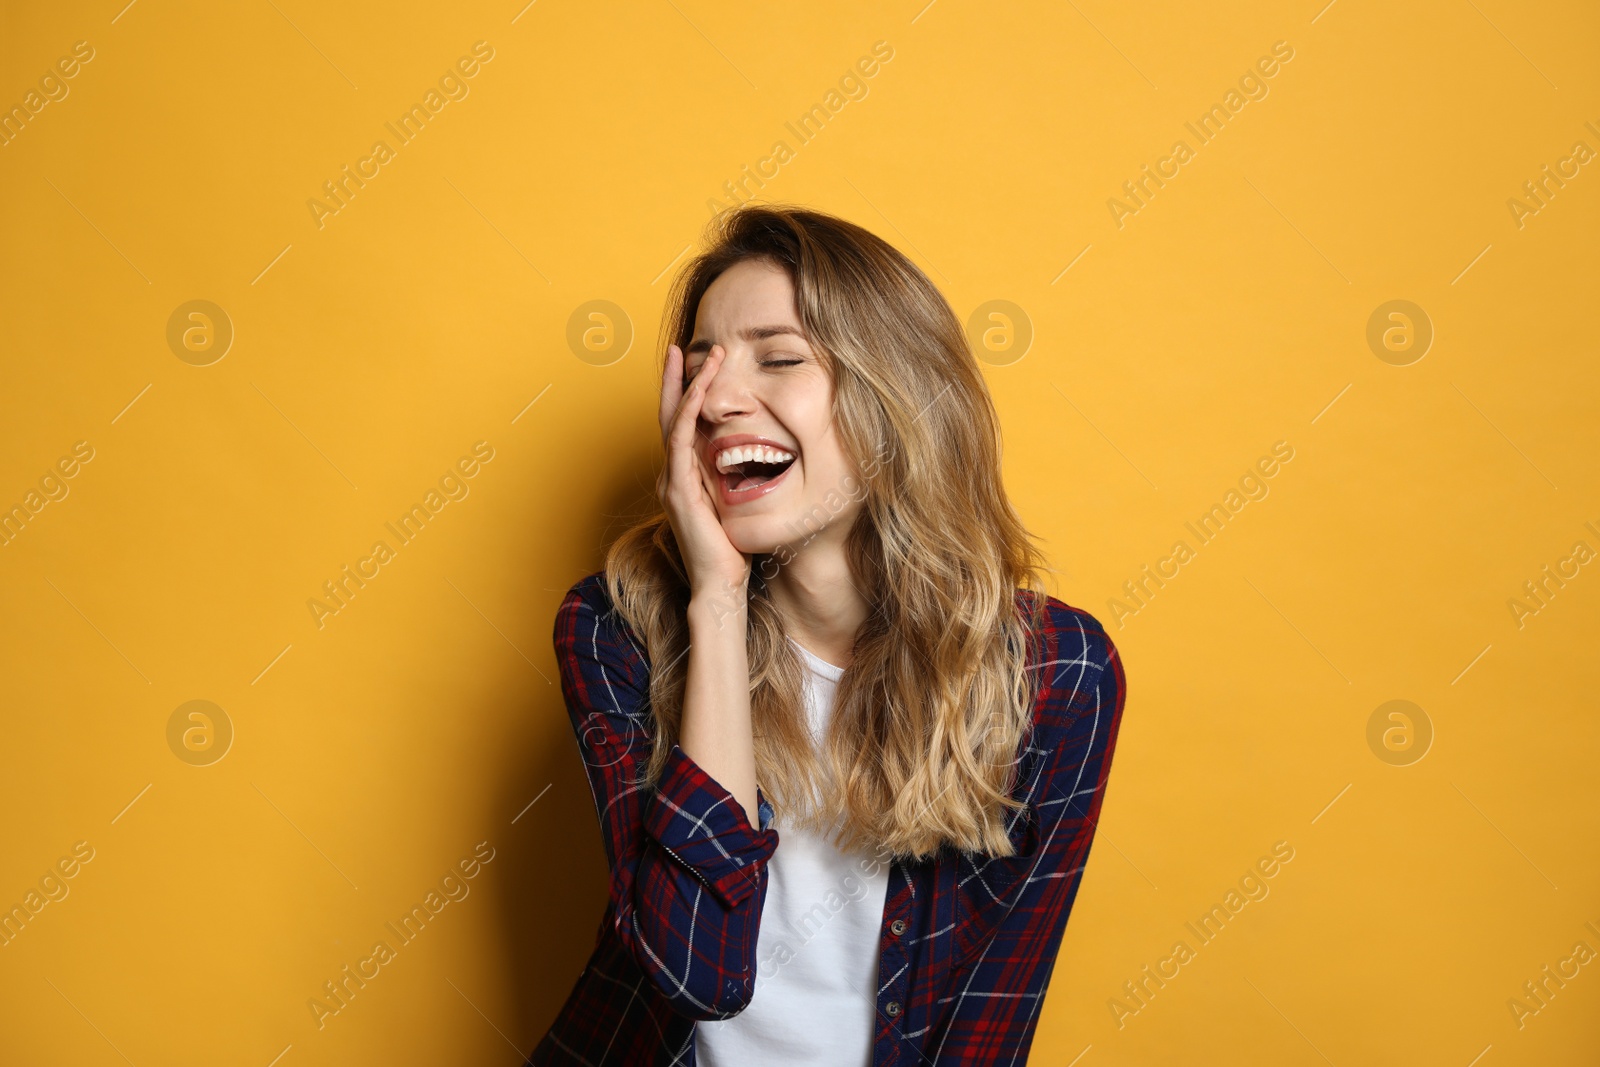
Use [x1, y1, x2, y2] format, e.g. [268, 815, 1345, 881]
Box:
[688, 587, 747, 632]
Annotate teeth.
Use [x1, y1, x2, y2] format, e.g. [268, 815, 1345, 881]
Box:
[715, 444, 795, 472]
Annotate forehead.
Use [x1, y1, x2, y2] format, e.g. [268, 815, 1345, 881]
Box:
[692, 259, 798, 330]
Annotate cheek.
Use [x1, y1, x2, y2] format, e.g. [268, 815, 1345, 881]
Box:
[793, 449, 863, 520]
[805, 430, 859, 488]
[795, 442, 842, 490]
[790, 417, 842, 482]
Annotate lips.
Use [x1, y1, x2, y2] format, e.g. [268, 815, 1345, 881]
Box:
[706, 434, 798, 507]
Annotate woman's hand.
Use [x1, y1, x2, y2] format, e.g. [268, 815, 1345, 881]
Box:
[657, 343, 751, 601]
[658, 343, 760, 830]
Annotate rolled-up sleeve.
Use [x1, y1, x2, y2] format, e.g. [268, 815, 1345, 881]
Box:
[553, 576, 779, 1020]
[645, 743, 778, 910]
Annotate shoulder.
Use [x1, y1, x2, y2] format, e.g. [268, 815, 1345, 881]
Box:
[553, 570, 608, 640]
[1016, 587, 1123, 702]
[553, 570, 649, 678]
[558, 569, 613, 615]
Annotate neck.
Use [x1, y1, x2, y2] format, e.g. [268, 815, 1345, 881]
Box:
[763, 541, 870, 669]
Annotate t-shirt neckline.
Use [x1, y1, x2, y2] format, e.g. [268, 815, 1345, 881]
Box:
[787, 636, 846, 681]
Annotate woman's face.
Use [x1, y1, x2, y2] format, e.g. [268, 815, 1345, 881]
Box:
[685, 258, 865, 558]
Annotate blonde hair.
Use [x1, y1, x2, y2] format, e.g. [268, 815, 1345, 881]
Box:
[605, 203, 1051, 860]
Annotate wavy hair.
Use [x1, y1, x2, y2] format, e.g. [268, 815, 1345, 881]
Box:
[604, 203, 1051, 860]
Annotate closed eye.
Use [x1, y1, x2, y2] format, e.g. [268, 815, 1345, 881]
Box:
[684, 357, 803, 387]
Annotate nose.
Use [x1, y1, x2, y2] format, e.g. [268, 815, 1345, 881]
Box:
[698, 347, 756, 422]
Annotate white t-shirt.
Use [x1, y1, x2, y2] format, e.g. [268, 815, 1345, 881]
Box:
[694, 639, 891, 1067]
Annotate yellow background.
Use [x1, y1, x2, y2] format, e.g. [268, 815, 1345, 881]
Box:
[2, 0, 1597, 1063]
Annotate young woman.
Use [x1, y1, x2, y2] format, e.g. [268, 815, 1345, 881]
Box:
[529, 205, 1126, 1066]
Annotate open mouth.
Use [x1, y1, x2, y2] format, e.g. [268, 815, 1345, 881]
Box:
[714, 444, 798, 499]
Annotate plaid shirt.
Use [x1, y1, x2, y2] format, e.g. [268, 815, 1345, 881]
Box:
[529, 571, 1126, 1066]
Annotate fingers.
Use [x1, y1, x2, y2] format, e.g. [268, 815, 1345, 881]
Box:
[690, 346, 728, 499]
[667, 350, 713, 463]
[658, 344, 683, 445]
[667, 346, 726, 444]
[663, 346, 728, 511]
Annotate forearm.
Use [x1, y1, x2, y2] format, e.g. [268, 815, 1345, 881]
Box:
[555, 577, 777, 1018]
[677, 590, 760, 828]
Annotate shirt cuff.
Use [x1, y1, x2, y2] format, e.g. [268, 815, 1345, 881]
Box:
[644, 744, 780, 910]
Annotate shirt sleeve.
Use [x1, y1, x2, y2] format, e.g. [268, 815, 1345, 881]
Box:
[553, 576, 780, 1021]
[930, 605, 1128, 1063]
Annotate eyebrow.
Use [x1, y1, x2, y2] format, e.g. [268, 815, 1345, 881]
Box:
[685, 324, 808, 357]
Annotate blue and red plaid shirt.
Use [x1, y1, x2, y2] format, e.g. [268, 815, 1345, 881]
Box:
[529, 571, 1126, 1066]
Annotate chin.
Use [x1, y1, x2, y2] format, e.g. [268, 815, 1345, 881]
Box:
[719, 517, 791, 557]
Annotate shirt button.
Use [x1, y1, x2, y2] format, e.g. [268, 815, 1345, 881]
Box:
[885, 1000, 902, 1017]
[889, 919, 906, 936]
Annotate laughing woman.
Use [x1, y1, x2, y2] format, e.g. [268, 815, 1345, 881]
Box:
[529, 205, 1126, 1067]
